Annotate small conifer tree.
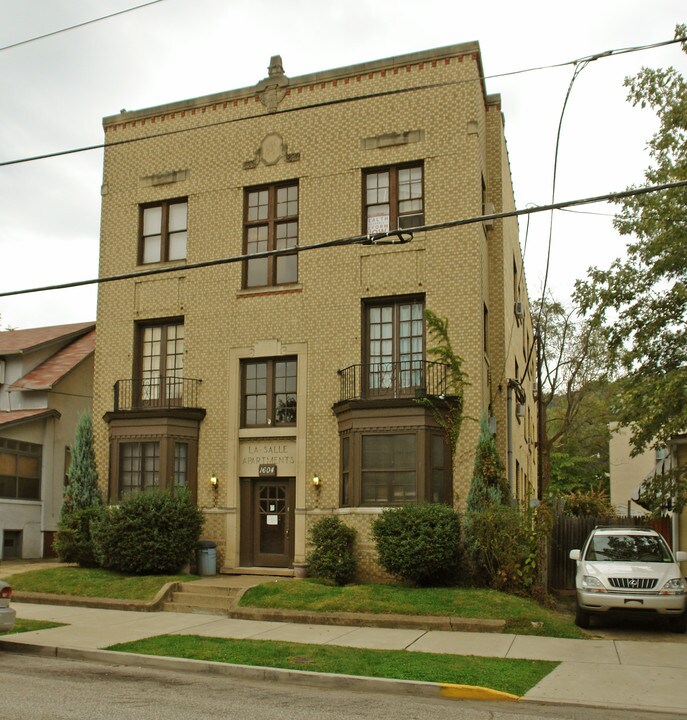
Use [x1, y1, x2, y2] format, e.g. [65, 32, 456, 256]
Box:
[466, 414, 510, 511]
[61, 412, 102, 516]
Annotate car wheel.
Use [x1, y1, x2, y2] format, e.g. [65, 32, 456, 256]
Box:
[669, 613, 687, 634]
[575, 604, 591, 629]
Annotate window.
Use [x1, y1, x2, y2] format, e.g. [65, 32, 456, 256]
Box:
[140, 199, 187, 264]
[119, 442, 159, 496]
[244, 183, 298, 288]
[242, 357, 297, 427]
[364, 164, 423, 234]
[174, 442, 188, 487]
[362, 433, 416, 504]
[0, 438, 41, 500]
[138, 320, 184, 405]
[365, 297, 424, 395]
[339, 427, 450, 507]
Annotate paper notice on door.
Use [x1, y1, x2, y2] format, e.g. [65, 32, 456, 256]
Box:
[266, 515, 279, 525]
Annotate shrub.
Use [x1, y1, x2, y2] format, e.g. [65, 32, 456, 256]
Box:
[92, 489, 204, 575]
[61, 413, 102, 518]
[53, 506, 105, 567]
[372, 503, 462, 586]
[463, 503, 530, 590]
[306, 516, 357, 586]
[562, 486, 615, 520]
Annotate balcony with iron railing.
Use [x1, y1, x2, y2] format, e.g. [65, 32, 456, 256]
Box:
[113, 377, 202, 412]
[337, 360, 450, 402]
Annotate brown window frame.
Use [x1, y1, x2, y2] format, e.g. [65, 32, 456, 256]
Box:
[241, 356, 298, 428]
[0, 437, 41, 501]
[243, 182, 299, 289]
[363, 163, 424, 234]
[363, 295, 425, 396]
[339, 427, 450, 508]
[139, 198, 188, 265]
[135, 318, 184, 407]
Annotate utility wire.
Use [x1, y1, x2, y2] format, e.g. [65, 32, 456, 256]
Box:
[2, 179, 685, 299]
[0, 1, 166, 53]
[1, 35, 685, 169]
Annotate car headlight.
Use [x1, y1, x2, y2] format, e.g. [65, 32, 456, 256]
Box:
[661, 577, 686, 595]
[582, 575, 606, 592]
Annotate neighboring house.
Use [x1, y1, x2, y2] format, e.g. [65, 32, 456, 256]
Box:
[610, 423, 687, 552]
[93, 43, 537, 580]
[0, 322, 95, 559]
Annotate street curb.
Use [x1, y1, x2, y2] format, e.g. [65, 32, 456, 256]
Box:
[0, 640, 521, 703]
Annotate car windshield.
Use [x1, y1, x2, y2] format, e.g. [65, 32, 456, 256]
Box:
[585, 534, 673, 562]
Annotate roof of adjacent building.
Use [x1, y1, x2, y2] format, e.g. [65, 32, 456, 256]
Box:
[0, 322, 95, 356]
[0, 408, 61, 429]
[9, 329, 96, 391]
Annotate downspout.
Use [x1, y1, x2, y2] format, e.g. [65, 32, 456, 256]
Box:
[507, 381, 514, 498]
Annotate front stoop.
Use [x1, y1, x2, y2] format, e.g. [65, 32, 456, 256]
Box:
[162, 583, 242, 616]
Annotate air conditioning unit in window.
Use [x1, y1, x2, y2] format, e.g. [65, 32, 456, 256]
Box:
[514, 301, 525, 320]
[483, 201, 495, 229]
[516, 402, 526, 419]
[532, 381, 538, 398]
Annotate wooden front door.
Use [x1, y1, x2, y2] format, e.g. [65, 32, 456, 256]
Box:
[251, 479, 294, 568]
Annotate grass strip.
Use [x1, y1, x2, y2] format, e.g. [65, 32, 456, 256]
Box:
[108, 634, 556, 697]
[241, 580, 583, 639]
[5, 567, 198, 601]
[1, 619, 65, 635]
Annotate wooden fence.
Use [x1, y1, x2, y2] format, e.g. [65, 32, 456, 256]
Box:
[548, 515, 673, 592]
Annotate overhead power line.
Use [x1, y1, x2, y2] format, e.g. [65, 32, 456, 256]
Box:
[0, 1, 166, 53]
[2, 179, 685, 299]
[1, 35, 684, 169]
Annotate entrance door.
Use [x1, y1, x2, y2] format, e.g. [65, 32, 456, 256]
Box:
[252, 479, 294, 567]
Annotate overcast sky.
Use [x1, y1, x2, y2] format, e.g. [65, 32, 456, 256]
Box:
[0, 0, 685, 330]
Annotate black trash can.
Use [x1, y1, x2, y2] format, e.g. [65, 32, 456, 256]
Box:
[197, 540, 217, 576]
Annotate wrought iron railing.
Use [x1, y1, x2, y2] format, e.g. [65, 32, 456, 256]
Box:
[337, 361, 450, 402]
[113, 377, 202, 411]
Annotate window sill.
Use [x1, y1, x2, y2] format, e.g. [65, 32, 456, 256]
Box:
[239, 427, 297, 439]
[0, 497, 42, 505]
[237, 284, 303, 299]
[137, 259, 187, 269]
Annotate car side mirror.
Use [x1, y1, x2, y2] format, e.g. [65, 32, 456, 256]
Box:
[569, 549, 581, 561]
[675, 551, 687, 563]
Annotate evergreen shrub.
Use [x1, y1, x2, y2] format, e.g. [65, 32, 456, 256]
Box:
[306, 516, 357, 586]
[92, 488, 204, 574]
[372, 503, 462, 586]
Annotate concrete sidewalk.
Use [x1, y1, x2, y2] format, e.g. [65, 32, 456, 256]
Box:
[5, 600, 687, 713]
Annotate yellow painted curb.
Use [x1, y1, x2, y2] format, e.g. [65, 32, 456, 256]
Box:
[440, 683, 520, 702]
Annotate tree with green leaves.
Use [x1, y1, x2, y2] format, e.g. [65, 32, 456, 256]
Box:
[61, 412, 102, 517]
[535, 295, 611, 495]
[575, 26, 687, 511]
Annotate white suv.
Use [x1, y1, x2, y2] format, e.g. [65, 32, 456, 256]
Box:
[569, 527, 687, 632]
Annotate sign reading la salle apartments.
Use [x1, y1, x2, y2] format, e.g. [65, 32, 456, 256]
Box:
[239, 441, 297, 476]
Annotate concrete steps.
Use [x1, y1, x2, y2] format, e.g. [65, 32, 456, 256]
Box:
[162, 582, 242, 616]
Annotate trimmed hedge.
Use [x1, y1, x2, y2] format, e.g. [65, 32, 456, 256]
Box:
[53, 506, 105, 567]
[372, 503, 462, 586]
[92, 489, 204, 575]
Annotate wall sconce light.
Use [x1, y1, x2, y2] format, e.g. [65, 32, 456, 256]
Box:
[312, 474, 320, 488]
[210, 474, 218, 488]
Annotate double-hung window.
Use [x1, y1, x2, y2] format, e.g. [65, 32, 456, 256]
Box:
[0, 438, 41, 500]
[119, 441, 159, 495]
[140, 199, 188, 264]
[364, 164, 423, 234]
[244, 183, 298, 288]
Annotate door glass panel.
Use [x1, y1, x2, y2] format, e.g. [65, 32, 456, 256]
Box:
[258, 485, 286, 554]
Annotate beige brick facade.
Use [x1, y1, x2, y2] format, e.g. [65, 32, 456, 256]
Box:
[93, 43, 537, 579]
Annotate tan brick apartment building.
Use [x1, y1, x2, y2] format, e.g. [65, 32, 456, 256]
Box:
[93, 42, 537, 579]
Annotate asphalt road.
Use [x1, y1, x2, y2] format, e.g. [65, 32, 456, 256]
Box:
[2, 653, 685, 720]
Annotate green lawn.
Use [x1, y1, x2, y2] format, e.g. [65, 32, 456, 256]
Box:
[5, 567, 198, 601]
[241, 580, 583, 638]
[109, 634, 557, 697]
[0, 618, 64, 635]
